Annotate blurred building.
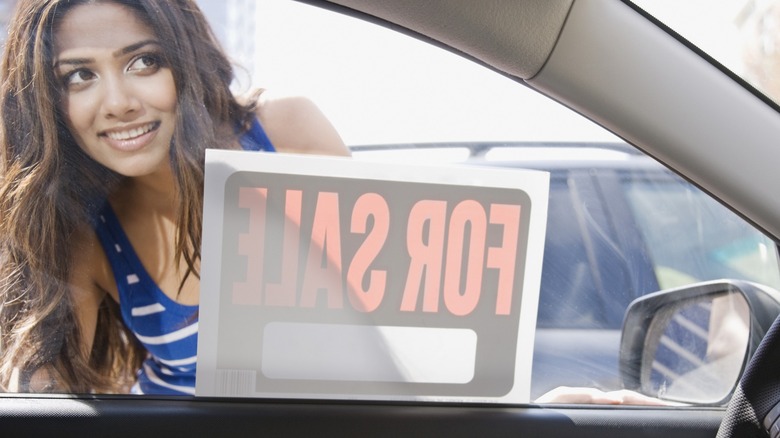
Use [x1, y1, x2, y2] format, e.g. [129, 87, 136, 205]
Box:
[0, 0, 256, 82]
[0, 0, 18, 48]
[737, 0, 780, 101]
[197, 0, 258, 89]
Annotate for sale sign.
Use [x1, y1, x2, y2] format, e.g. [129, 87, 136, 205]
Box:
[196, 151, 549, 403]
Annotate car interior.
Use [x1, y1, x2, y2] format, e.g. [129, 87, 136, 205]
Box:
[2, 0, 780, 437]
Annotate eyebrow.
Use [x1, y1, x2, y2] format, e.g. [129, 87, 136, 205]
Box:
[53, 39, 162, 69]
[114, 39, 161, 57]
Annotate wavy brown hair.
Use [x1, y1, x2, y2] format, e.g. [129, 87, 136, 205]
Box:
[0, 0, 258, 392]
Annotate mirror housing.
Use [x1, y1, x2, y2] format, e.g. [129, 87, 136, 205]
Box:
[620, 279, 780, 405]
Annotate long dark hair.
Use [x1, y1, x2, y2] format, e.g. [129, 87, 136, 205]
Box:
[0, 0, 257, 392]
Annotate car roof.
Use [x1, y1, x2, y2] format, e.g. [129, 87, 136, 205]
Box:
[351, 141, 666, 172]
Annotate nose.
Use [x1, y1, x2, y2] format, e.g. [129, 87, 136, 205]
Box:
[100, 75, 141, 119]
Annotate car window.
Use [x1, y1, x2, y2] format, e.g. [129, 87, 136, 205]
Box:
[623, 173, 780, 290]
[238, 0, 780, 402]
[0, 0, 777, 406]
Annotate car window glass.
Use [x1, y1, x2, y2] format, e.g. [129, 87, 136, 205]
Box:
[623, 174, 780, 290]
[241, 0, 780, 403]
[197, 0, 780, 403]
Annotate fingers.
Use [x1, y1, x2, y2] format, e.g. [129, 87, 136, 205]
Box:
[535, 386, 681, 406]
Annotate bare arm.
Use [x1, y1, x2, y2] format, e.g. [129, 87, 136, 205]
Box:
[69, 230, 112, 360]
[535, 386, 676, 406]
[255, 91, 350, 156]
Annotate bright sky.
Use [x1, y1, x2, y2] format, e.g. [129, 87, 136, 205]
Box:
[248, 0, 618, 146]
[205, 0, 755, 147]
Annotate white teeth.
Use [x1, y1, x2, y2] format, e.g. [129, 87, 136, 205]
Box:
[106, 123, 155, 141]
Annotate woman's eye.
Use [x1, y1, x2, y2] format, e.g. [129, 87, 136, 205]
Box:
[127, 54, 161, 73]
[63, 69, 96, 87]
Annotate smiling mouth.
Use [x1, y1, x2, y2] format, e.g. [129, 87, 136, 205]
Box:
[103, 122, 160, 141]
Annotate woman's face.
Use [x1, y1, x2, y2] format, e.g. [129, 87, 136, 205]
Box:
[53, 2, 177, 179]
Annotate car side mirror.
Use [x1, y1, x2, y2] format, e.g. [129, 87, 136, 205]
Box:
[619, 279, 780, 405]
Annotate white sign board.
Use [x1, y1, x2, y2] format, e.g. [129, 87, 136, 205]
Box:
[196, 151, 549, 403]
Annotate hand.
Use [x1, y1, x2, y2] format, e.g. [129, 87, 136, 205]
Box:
[8, 366, 59, 393]
[534, 386, 680, 406]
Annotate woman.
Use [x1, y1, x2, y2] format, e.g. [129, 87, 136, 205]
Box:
[0, 0, 347, 394]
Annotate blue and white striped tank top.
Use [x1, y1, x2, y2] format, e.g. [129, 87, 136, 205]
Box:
[93, 118, 275, 395]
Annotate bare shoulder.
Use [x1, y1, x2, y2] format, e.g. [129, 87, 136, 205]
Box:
[255, 90, 350, 156]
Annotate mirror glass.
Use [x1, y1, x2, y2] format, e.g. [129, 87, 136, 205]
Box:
[640, 291, 749, 404]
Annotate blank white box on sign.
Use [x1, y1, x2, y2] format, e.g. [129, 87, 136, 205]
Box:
[262, 322, 478, 384]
